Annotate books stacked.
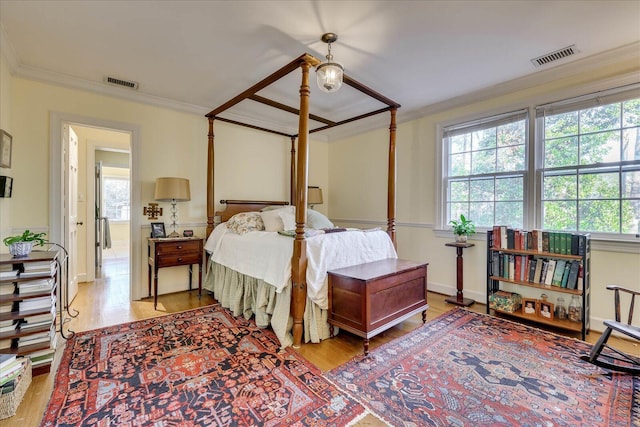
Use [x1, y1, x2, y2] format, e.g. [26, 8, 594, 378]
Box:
[0, 283, 15, 296]
[0, 265, 18, 280]
[18, 311, 54, 331]
[0, 338, 12, 350]
[17, 278, 55, 295]
[18, 295, 54, 313]
[28, 348, 55, 370]
[0, 303, 12, 315]
[16, 324, 55, 349]
[19, 260, 56, 278]
[0, 355, 28, 395]
[0, 318, 17, 334]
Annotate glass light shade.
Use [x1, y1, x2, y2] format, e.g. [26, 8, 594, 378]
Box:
[316, 62, 344, 93]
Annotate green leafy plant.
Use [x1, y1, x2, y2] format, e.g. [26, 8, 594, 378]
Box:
[3, 230, 47, 247]
[449, 214, 476, 236]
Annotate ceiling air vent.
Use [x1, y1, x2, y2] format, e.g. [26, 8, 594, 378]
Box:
[103, 76, 139, 90]
[531, 45, 579, 68]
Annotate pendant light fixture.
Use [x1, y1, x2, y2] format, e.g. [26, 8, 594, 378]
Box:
[316, 33, 344, 93]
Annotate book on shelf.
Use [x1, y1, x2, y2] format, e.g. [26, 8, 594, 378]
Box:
[0, 270, 18, 279]
[0, 338, 13, 349]
[0, 318, 14, 328]
[0, 354, 17, 370]
[0, 284, 15, 296]
[544, 259, 556, 286]
[21, 260, 56, 270]
[566, 261, 581, 290]
[528, 259, 537, 282]
[560, 261, 572, 288]
[18, 295, 54, 312]
[0, 322, 17, 333]
[0, 357, 26, 385]
[0, 303, 12, 314]
[28, 347, 55, 367]
[551, 259, 566, 286]
[18, 278, 55, 294]
[20, 311, 55, 325]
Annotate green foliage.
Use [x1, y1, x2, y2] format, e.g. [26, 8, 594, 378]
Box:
[3, 230, 47, 247]
[449, 214, 476, 236]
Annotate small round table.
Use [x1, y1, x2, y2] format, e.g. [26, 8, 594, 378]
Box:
[445, 242, 475, 306]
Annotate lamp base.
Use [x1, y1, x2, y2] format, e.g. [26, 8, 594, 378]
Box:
[167, 231, 180, 238]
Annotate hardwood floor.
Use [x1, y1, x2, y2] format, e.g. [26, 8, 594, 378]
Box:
[1, 258, 637, 427]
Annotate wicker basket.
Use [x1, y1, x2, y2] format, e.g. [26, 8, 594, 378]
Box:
[0, 359, 32, 420]
[8, 242, 34, 257]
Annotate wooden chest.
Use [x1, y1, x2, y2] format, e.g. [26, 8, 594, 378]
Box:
[328, 258, 429, 354]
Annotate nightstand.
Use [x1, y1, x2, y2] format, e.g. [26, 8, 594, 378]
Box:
[147, 237, 203, 309]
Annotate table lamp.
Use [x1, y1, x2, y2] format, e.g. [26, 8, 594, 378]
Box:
[308, 186, 323, 209]
[154, 177, 190, 237]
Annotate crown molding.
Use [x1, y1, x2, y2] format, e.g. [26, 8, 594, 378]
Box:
[0, 23, 19, 72]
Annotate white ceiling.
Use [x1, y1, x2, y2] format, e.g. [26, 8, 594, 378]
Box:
[1, 0, 639, 139]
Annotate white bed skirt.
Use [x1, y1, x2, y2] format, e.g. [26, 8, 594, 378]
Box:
[204, 261, 333, 348]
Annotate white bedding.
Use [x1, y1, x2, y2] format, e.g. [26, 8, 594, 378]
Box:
[204, 224, 398, 309]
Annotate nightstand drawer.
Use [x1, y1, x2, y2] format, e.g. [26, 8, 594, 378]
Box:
[155, 240, 201, 255]
[156, 253, 201, 268]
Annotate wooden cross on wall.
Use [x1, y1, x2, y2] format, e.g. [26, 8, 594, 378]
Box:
[143, 203, 163, 220]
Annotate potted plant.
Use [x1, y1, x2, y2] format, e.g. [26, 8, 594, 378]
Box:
[449, 214, 475, 243]
[3, 230, 47, 257]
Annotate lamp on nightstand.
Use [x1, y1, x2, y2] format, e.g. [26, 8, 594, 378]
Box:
[307, 186, 323, 209]
[154, 177, 191, 238]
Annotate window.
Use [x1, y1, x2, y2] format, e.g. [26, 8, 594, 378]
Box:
[537, 87, 640, 236]
[103, 176, 130, 221]
[443, 110, 528, 229]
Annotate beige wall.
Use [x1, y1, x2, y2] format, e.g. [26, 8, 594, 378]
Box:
[0, 52, 13, 249]
[328, 56, 640, 332]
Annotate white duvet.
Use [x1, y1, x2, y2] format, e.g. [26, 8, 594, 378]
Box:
[205, 224, 397, 309]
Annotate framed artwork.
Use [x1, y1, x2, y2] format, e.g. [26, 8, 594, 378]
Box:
[0, 176, 12, 198]
[183, 229, 194, 237]
[522, 298, 537, 315]
[0, 130, 12, 168]
[538, 301, 554, 321]
[150, 222, 166, 238]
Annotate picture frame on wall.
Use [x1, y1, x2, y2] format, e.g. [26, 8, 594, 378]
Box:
[150, 222, 166, 238]
[0, 130, 12, 168]
[0, 176, 12, 198]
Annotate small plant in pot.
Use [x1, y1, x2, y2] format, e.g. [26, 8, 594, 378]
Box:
[3, 230, 47, 257]
[449, 214, 475, 243]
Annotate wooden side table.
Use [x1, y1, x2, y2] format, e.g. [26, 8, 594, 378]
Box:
[445, 242, 475, 307]
[148, 237, 203, 309]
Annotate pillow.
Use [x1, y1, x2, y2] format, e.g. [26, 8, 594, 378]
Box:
[278, 206, 296, 230]
[226, 212, 265, 235]
[307, 209, 334, 229]
[260, 208, 285, 232]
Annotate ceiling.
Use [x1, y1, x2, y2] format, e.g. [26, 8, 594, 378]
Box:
[1, 0, 639, 140]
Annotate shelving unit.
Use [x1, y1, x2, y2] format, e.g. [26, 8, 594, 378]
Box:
[0, 251, 59, 376]
[486, 230, 591, 340]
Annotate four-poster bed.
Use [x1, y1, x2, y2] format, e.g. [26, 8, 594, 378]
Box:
[204, 53, 401, 348]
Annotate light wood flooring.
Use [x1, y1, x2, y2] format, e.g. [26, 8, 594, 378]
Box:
[1, 258, 637, 427]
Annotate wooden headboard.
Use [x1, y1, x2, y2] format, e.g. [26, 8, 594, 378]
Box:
[215, 200, 289, 223]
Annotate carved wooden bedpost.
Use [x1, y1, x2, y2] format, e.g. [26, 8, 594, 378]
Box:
[290, 136, 296, 205]
[291, 58, 312, 348]
[206, 117, 215, 237]
[387, 107, 397, 247]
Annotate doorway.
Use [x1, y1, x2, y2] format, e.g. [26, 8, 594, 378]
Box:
[49, 112, 141, 306]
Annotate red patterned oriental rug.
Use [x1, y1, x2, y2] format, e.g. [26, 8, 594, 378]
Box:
[41, 305, 366, 427]
[326, 308, 639, 427]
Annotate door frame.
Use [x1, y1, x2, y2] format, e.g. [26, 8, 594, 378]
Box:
[49, 112, 142, 300]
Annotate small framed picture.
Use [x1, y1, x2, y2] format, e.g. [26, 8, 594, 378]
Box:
[183, 229, 194, 237]
[0, 130, 12, 168]
[522, 298, 537, 315]
[150, 222, 166, 238]
[538, 301, 554, 321]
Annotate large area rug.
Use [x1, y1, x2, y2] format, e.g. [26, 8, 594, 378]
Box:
[41, 304, 366, 427]
[326, 308, 639, 427]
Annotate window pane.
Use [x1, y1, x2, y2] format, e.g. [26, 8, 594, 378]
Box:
[544, 137, 578, 168]
[497, 145, 525, 172]
[543, 201, 577, 230]
[623, 99, 640, 127]
[471, 128, 496, 150]
[579, 200, 619, 232]
[103, 177, 130, 221]
[450, 152, 470, 177]
[622, 128, 640, 161]
[621, 200, 640, 234]
[580, 131, 620, 165]
[470, 202, 494, 228]
[579, 172, 619, 200]
[450, 203, 468, 221]
[450, 180, 469, 202]
[622, 170, 640, 197]
[545, 111, 578, 139]
[469, 179, 494, 202]
[496, 176, 523, 201]
[450, 134, 470, 154]
[580, 104, 620, 133]
[497, 120, 526, 147]
[471, 149, 495, 174]
[495, 202, 523, 228]
[544, 174, 577, 199]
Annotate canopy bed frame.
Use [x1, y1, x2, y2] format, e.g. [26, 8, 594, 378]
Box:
[205, 53, 400, 347]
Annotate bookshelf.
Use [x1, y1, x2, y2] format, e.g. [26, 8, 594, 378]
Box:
[0, 252, 59, 376]
[486, 228, 591, 340]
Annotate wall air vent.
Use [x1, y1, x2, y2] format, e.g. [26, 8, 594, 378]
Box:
[531, 45, 579, 68]
[103, 76, 139, 90]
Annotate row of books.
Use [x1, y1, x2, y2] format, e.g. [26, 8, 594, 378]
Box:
[0, 311, 55, 334]
[18, 294, 55, 313]
[0, 354, 29, 393]
[0, 260, 56, 280]
[0, 278, 55, 296]
[491, 253, 582, 290]
[0, 324, 56, 350]
[491, 226, 590, 255]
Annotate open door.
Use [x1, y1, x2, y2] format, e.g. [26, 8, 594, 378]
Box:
[64, 124, 79, 305]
